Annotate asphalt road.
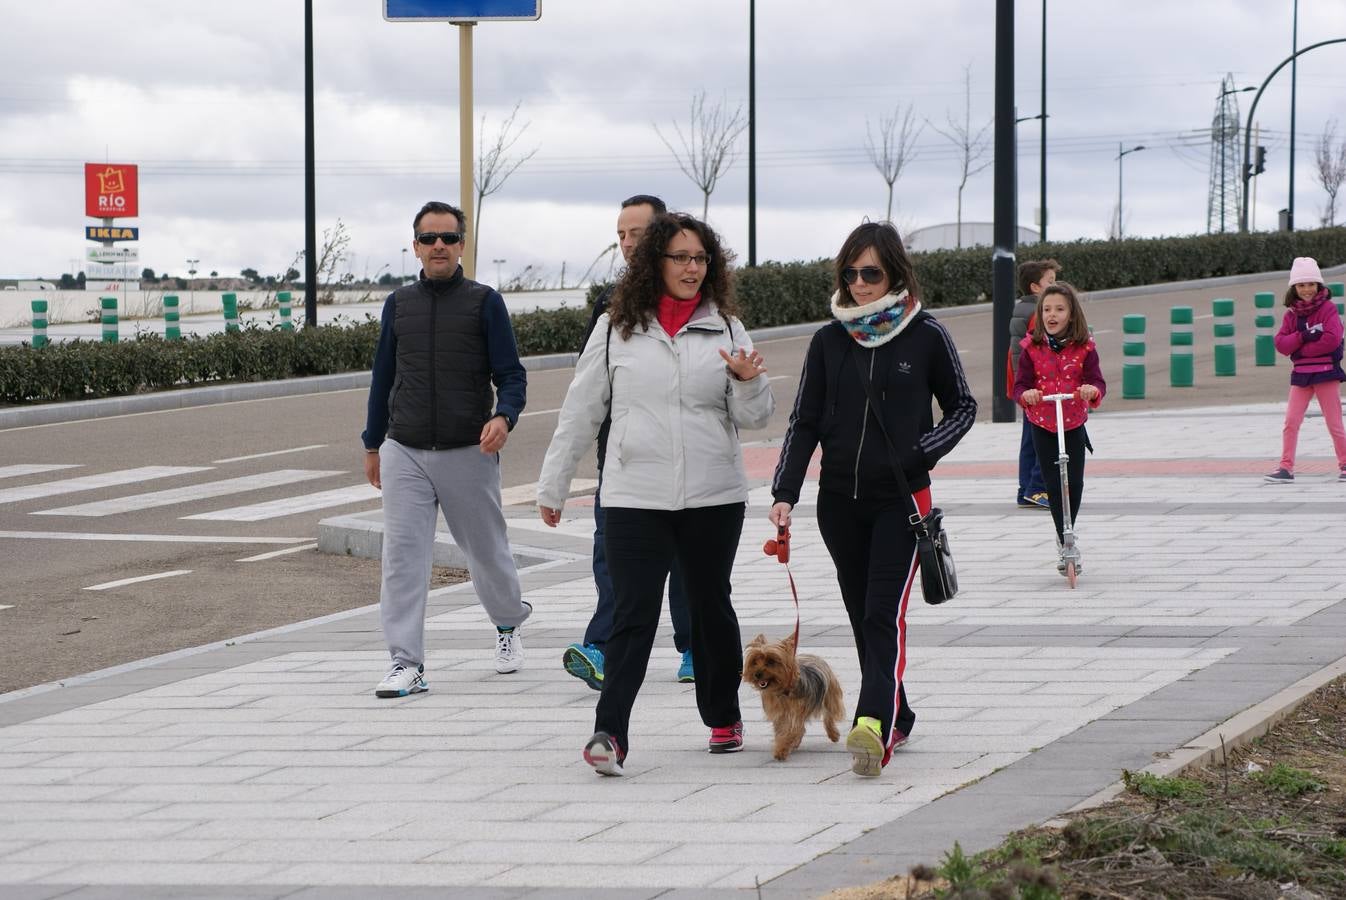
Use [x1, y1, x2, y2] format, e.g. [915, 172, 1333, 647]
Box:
[0, 273, 1307, 692]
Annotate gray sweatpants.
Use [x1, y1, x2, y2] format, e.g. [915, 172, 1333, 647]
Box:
[379, 439, 528, 667]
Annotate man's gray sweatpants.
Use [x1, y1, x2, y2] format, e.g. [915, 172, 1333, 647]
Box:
[379, 438, 528, 667]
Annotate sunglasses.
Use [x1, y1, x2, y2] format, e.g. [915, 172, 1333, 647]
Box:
[841, 266, 885, 285]
[415, 231, 464, 246]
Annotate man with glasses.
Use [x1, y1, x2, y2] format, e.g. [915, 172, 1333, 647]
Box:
[561, 194, 696, 692]
[362, 200, 531, 698]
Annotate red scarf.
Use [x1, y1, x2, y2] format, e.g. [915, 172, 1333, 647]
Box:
[657, 292, 701, 338]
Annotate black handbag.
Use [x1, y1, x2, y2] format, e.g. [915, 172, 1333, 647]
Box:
[851, 353, 958, 605]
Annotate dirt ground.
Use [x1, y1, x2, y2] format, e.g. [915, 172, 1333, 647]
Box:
[824, 674, 1346, 900]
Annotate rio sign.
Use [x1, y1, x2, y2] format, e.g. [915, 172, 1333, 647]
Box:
[85, 163, 139, 218]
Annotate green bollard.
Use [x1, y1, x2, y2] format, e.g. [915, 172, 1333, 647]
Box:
[1170, 306, 1194, 387]
[277, 290, 294, 332]
[163, 295, 181, 341]
[30, 299, 48, 348]
[100, 296, 118, 343]
[1253, 292, 1276, 366]
[1328, 282, 1343, 298]
[1212, 298, 1236, 376]
[1121, 314, 1146, 399]
[221, 292, 239, 333]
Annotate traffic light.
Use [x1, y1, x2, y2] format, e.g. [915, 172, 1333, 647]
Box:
[1254, 146, 1267, 175]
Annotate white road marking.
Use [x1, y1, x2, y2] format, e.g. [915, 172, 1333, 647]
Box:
[0, 605, 13, 612]
[0, 464, 81, 480]
[0, 466, 210, 505]
[84, 570, 193, 591]
[500, 478, 598, 507]
[184, 484, 380, 521]
[236, 540, 317, 562]
[213, 444, 328, 464]
[237, 543, 319, 562]
[34, 469, 343, 517]
[0, 531, 307, 544]
[518, 407, 562, 419]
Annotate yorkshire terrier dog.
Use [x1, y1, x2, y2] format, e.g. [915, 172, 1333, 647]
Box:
[742, 633, 845, 761]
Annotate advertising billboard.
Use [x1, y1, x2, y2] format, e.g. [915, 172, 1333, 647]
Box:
[85, 163, 139, 218]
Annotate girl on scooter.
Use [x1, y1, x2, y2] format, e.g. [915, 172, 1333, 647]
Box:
[1013, 282, 1106, 575]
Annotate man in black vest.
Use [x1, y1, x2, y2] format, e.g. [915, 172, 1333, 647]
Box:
[362, 200, 530, 698]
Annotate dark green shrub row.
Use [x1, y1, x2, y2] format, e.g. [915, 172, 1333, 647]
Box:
[0, 320, 381, 404]
[6, 227, 1344, 404]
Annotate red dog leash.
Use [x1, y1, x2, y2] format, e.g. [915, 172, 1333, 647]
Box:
[763, 525, 800, 651]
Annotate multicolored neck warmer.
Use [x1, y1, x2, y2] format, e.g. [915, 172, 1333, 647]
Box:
[1293, 287, 1329, 318]
[830, 289, 919, 348]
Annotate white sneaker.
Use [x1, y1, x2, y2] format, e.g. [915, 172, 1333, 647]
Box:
[374, 663, 427, 698]
[495, 629, 523, 673]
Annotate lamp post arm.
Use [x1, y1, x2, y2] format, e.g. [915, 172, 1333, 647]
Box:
[1241, 37, 1346, 232]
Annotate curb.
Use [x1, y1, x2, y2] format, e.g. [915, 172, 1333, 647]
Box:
[1043, 652, 1346, 827]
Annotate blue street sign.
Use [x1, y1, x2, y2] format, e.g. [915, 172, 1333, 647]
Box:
[384, 0, 539, 21]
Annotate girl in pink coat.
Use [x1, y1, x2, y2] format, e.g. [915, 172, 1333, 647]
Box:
[1265, 257, 1346, 484]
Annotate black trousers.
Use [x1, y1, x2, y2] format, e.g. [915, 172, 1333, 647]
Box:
[816, 488, 925, 744]
[1030, 423, 1088, 542]
[598, 503, 745, 757]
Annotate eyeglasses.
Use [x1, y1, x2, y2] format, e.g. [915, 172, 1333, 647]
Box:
[841, 266, 885, 285]
[415, 231, 464, 246]
[663, 252, 712, 267]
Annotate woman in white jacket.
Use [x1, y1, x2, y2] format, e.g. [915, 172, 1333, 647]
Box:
[538, 213, 775, 775]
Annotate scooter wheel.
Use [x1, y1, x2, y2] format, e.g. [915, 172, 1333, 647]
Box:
[1066, 561, 1077, 589]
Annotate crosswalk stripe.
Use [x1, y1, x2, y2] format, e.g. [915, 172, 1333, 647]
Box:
[0, 464, 81, 481]
[33, 469, 343, 517]
[0, 466, 210, 505]
[84, 570, 193, 591]
[0, 530, 306, 544]
[213, 444, 328, 464]
[184, 484, 381, 521]
[500, 478, 597, 507]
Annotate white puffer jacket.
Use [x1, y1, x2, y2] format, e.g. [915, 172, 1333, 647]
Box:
[537, 302, 775, 511]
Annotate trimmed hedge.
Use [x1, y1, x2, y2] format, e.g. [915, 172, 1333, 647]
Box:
[5, 227, 1346, 405]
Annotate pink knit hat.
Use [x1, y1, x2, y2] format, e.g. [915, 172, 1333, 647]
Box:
[1288, 257, 1323, 286]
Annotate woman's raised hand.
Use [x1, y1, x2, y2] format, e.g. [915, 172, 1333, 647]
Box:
[720, 347, 767, 381]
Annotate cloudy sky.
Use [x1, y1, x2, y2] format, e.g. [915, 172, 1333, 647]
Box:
[3, 0, 1346, 286]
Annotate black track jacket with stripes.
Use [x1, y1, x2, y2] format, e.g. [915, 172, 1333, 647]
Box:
[771, 312, 976, 506]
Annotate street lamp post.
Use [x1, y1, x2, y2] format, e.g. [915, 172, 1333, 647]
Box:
[1217, 85, 1255, 233]
[1016, 113, 1047, 241]
[1115, 144, 1146, 239]
[1039, 0, 1048, 242]
[400, 248, 407, 282]
[492, 259, 506, 288]
[186, 258, 199, 312]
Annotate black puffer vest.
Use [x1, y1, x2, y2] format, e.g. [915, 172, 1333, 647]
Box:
[386, 271, 493, 449]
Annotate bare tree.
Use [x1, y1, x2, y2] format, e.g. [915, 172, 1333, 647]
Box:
[1314, 119, 1346, 227]
[474, 101, 539, 270]
[865, 105, 923, 223]
[931, 65, 993, 248]
[655, 91, 747, 220]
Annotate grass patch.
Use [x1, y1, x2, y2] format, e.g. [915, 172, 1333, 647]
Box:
[825, 674, 1346, 899]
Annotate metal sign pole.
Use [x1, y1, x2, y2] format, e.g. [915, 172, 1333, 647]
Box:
[459, 22, 476, 280]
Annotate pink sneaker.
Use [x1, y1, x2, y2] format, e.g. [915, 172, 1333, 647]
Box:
[583, 731, 625, 776]
[708, 720, 744, 753]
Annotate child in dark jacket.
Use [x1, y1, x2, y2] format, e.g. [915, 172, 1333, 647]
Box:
[1012, 282, 1106, 575]
[1264, 257, 1346, 484]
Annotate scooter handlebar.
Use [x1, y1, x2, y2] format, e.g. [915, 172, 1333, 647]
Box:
[1041, 392, 1077, 402]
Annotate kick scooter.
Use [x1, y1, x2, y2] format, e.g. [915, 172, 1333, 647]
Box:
[1042, 392, 1082, 589]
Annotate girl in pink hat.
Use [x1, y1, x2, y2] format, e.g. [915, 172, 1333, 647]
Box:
[1265, 257, 1346, 484]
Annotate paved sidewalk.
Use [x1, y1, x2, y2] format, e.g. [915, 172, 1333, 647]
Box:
[2, 401, 1345, 898]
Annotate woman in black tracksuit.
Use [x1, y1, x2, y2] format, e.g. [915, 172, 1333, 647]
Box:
[769, 221, 976, 777]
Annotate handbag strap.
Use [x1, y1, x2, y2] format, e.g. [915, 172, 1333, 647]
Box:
[850, 350, 926, 531]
